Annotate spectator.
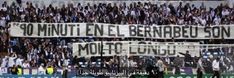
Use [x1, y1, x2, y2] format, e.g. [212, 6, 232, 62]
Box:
[22, 60, 30, 68]
[212, 57, 221, 78]
[145, 56, 154, 77]
[0, 16, 6, 28]
[46, 65, 54, 75]
[197, 57, 204, 78]
[173, 55, 183, 67]
[179, 51, 193, 67]
[17, 65, 22, 75]
[156, 57, 165, 78]
[203, 55, 214, 74]
[173, 55, 182, 74]
[1, 56, 8, 67]
[10, 65, 18, 75]
[62, 66, 68, 78]
[63, 57, 70, 67]
[8, 53, 17, 67]
[38, 64, 46, 75]
[15, 55, 23, 66]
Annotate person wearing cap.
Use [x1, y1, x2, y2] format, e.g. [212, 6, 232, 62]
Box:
[17, 65, 22, 75]
[46, 65, 54, 75]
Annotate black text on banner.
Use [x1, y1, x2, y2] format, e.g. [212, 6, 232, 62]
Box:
[72, 41, 200, 57]
[10, 22, 231, 39]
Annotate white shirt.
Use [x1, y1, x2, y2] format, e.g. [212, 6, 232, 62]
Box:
[213, 17, 221, 25]
[178, 19, 184, 25]
[15, 58, 24, 66]
[1, 7, 7, 11]
[129, 60, 136, 67]
[38, 66, 46, 75]
[22, 62, 30, 68]
[123, 8, 128, 16]
[130, 10, 136, 16]
[197, 58, 204, 70]
[165, 57, 170, 64]
[156, 60, 164, 72]
[1, 57, 8, 67]
[0, 67, 1, 75]
[19, 7, 24, 12]
[210, 10, 215, 17]
[20, 14, 26, 22]
[201, 19, 206, 26]
[8, 56, 17, 67]
[27, 53, 31, 61]
[0, 17, 6, 27]
[222, 9, 230, 16]
[212, 60, 220, 71]
[64, 59, 70, 66]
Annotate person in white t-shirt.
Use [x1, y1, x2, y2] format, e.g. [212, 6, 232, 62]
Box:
[1, 56, 8, 67]
[212, 57, 220, 78]
[38, 64, 46, 75]
[156, 57, 165, 78]
[0, 17, 6, 28]
[64, 58, 70, 67]
[8, 53, 17, 67]
[15, 56, 24, 66]
[22, 60, 30, 68]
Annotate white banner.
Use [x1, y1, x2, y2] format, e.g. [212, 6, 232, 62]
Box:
[9, 22, 232, 39]
[72, 41, 200, 57]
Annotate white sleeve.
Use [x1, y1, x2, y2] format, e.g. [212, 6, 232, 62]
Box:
[198, 59, 203, 68]
[155, 61, 158, 67]
[212, 61, 215, 68]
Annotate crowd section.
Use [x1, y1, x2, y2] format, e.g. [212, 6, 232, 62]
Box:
[0, 1, 234, 25]
[0, 1, 234, 76]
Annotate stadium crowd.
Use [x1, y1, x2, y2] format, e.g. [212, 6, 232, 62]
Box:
[0, 1, 234, 76]
[0, 1, 234, 25]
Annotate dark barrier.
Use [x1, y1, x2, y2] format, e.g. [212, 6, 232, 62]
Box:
[1, 74, 234, 78]
[164, 74, 234, 78]
[0, 75, 62, 78]
[130, 74, 234, 78]
[0, 67, 195, 77]
[0, 74, 124, 78]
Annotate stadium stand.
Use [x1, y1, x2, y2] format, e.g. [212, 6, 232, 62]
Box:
[0, 0, 234, 77]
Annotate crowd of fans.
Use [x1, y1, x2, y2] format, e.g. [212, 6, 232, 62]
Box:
[1, 1, 234, 25]
[0, 1, 234, 75]
[1, 38, 73, 68]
